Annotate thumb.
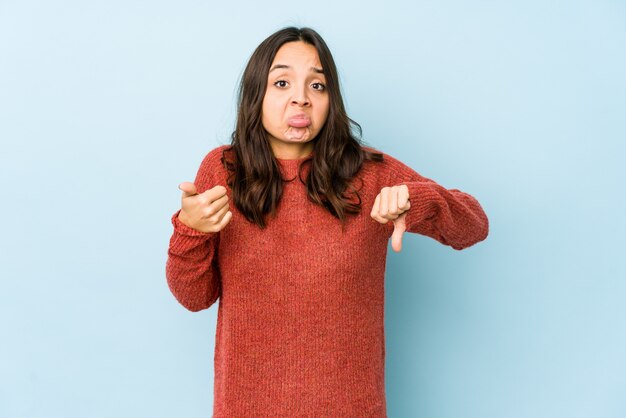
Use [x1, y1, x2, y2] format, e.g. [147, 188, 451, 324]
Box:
[391, 212, 407, 253]
[178, 182, 198, 197]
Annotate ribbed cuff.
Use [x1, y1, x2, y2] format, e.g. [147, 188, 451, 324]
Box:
[171, 210, 215, 238]
[400, 182, 441, 230]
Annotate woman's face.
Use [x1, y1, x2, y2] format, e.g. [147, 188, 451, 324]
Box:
[261, 41, 330, 158]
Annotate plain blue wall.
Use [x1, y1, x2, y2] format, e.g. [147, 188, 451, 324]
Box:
[1, 1, 625, 417]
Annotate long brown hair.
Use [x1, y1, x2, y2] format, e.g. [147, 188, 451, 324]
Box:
[222, 26, 383, 228]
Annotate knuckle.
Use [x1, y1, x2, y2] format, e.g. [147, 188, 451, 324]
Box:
[197, 195, 209, 206]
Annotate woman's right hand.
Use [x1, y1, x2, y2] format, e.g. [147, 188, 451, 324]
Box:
[177, 182, 233, 233]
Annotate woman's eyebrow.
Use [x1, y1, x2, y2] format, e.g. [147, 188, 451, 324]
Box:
[269, 64, 324, 74]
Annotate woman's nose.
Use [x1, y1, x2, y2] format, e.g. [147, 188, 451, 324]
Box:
[291, 86, 310, 106]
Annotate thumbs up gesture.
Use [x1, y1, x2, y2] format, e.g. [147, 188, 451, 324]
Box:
[177, 182, 233, 233]
[370, 185, 411, 252]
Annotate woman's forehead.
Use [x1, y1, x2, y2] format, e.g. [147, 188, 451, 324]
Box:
[271, 41, 322, 70]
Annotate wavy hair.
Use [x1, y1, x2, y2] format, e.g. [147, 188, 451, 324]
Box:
[222, 26, 383, 228]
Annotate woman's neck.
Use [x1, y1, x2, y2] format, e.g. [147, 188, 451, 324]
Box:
[269, 141, 314, 160]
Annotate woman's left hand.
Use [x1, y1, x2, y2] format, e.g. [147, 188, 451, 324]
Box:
[370, 185, 411, 252]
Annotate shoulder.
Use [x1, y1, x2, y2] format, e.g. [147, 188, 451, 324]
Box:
[199, 144, 232, 168]
[359, 145, 427, 184]
[360, 145, 412, 174]
[195, 144, 233, 192]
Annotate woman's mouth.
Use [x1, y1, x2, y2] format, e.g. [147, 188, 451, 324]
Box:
[288, 114, 311, 128]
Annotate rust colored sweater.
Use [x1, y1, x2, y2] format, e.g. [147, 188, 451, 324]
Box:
[166, 145, 488, 417]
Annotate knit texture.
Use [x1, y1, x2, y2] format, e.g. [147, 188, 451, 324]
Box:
[166, 145, 489, 417]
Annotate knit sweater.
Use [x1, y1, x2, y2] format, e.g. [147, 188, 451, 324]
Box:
[166, 145, 489, 417]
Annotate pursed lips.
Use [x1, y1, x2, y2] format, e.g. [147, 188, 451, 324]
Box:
[287, 114, 311, 128]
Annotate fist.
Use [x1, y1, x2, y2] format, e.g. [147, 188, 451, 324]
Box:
[177, 182, 233, 233]
[370, 185, 411, 252]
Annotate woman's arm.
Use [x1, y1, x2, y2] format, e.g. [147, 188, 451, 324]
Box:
[381, 153, 489, 251]
[165, 148, 230, 311]
[166, 214, 221, 311]
[399, 180, 489, 250]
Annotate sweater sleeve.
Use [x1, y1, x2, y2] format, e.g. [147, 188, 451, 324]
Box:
[382, 152, 489, 251]
[165, 148, 226, 311]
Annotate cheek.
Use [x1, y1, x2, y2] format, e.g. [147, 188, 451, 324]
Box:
[261, 97, 275, 128]
[316, 99, 330, 126]
[262, 94, 283, 123]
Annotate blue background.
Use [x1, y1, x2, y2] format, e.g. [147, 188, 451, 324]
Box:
[1, 1, 625, 417]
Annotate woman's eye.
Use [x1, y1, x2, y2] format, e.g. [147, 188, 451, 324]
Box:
[274, 80, 288, 88]
[312, 82, 326, 91]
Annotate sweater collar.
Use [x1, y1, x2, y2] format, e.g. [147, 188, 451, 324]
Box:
[276, 152, 314, 182]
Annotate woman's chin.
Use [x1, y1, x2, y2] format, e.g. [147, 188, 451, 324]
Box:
[283, 137, 309, 143]
[285, 126, 316, 141]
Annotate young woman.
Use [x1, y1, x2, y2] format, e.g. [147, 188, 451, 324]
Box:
[166, 26, 488, 417]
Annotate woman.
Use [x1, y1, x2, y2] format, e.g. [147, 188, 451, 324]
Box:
[166, 27, 488, 417]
